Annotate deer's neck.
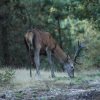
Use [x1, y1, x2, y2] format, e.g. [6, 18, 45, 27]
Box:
[53, 45, 67, 64]
[46, 36, 67, 63]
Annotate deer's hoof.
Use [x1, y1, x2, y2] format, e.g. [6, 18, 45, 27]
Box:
[35, 74, 42, 80]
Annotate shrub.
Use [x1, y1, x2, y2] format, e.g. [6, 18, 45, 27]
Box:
[0, 69, 15, 85]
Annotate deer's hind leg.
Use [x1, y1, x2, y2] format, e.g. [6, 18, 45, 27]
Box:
[46, 48, 55, 78]
[34, 47, 41, 79]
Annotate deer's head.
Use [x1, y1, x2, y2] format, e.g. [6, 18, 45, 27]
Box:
[64, 55, 74, 78]
[64, 41, 85, 78]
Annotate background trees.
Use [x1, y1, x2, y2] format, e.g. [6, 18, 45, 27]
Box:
[0, 0, 100, 69]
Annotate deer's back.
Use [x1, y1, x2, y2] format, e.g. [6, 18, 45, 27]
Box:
[32, 29, 56, 50]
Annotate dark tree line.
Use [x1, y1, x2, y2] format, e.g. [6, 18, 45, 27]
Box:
[0, 0, 100, 68]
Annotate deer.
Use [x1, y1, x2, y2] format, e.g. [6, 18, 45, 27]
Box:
[24, 28, 84, 78]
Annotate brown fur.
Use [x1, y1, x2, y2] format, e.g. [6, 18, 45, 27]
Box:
[24, 28, 75, 78]
[24, 28, 68, 64]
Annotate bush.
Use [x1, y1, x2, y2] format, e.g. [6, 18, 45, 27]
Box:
[0, 69, 15, 85]
[61, 18, 100, 68]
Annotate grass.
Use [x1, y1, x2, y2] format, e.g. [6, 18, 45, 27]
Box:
[0, 68, 100, 92]
[12, 69, 67, 89]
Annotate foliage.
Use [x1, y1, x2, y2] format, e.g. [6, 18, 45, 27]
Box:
[0, 0, 100, 69]
[0, 69, 15, 85]
[83, 24, 100, 67]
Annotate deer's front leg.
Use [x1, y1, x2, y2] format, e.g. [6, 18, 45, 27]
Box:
[28, 49, 33, 77]
[34, 48, 41, 78]
[46, 48, 55, 78]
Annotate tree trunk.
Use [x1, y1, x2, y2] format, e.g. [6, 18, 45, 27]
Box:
[57, 18, 63, 49]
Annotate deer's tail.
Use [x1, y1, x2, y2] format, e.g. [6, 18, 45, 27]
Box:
[24, 37, 29, 52]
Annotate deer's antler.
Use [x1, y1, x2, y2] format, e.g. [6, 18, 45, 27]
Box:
[74, 41, 85, 65]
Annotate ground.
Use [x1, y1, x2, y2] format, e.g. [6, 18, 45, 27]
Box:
[0, 69, 100, 100]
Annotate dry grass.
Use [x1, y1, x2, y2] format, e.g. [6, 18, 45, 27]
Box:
[12, 69, 67, 89]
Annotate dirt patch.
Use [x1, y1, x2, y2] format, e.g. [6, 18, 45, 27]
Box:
[0, 81, 100, 100]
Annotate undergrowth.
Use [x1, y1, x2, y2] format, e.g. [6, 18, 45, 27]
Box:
[0, 69, 15, 86]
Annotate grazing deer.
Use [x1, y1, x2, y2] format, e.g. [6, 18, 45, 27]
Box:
[24, 28, 75, 78]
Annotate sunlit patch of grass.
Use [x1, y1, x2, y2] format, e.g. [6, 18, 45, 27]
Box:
[0, 68, 100, 92]
[54, 76, 67, 81]
[71, 77, 84, 84]
[12, 69, 68, 89]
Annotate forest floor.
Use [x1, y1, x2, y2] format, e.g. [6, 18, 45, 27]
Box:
[0, 68, 100, 100]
